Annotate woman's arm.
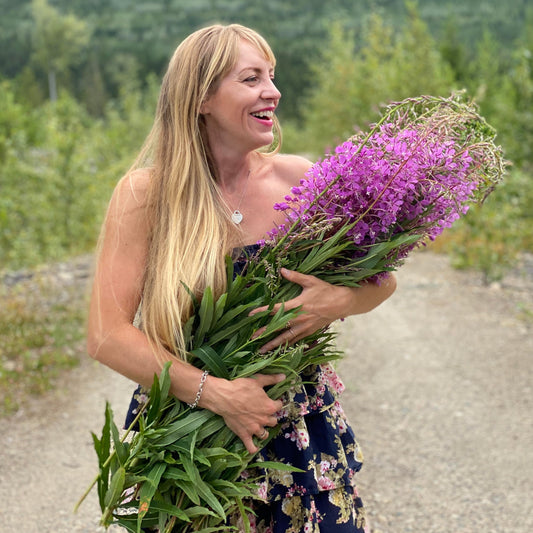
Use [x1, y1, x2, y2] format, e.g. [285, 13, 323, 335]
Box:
[87, 170, 282, 453]
[251, 268, 397, 353]
[250, 153, 397, 351]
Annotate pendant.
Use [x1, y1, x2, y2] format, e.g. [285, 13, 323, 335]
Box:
[231, 210, 243, 224]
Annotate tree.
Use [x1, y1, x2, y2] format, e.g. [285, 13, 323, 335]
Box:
[30, 0, 91, 101]
[439, 14, 469, 84]
[388, 1, 455, 98]
[299, 21, 360, 154]
[298, 4, 455, 153]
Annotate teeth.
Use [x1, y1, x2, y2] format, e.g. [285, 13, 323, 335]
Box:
[252, 110, 274, 119]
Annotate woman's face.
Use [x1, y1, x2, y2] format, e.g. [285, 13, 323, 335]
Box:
[201, 39, 281, 154]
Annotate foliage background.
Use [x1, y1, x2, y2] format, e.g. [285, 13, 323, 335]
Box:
[0, 0, 532, 409]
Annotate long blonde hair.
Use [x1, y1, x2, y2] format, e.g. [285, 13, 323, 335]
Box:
[135, 24, 279, 362]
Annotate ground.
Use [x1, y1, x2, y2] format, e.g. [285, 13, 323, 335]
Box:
[0, 251, 531, 533]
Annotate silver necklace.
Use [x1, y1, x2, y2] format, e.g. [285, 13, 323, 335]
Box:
[231, 169, 251, 224]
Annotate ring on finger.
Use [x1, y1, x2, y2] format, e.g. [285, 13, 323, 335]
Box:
[259, 428, 269, 439]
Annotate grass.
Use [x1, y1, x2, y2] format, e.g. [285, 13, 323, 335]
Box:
[0, 270, 88, 416]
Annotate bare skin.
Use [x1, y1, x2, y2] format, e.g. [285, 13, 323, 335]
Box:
[87, 40, 396, 455]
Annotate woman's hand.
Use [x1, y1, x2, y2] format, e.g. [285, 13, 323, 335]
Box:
[201, 373, 285, 454]
[250, 267, 397, 353]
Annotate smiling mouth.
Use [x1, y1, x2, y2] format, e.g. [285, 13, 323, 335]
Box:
[251, 110, 274, 120]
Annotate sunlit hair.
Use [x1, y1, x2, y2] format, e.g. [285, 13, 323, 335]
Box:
[132, 24, 280, 362]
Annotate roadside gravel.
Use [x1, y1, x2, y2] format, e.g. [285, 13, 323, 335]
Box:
[0, 251, 531, 533]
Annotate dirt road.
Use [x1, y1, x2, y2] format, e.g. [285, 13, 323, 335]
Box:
[0, 252, 531, 533]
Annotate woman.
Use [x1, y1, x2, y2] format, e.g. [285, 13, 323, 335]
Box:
[87, 24, 396, 532]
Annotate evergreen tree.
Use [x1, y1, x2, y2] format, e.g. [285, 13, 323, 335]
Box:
[30, 0, 91, 101]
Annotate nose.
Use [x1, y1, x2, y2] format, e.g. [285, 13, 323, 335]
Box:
[263, 78, 281, 102]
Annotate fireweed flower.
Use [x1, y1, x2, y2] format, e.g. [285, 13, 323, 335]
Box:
[267, 93, 506, 283]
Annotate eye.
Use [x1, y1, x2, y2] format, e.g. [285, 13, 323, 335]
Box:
[243, 75, 259, 83]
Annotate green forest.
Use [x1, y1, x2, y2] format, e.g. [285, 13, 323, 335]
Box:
[1, 0, 532, 280]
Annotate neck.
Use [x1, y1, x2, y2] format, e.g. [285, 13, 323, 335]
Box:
[216, 152, 257, 193]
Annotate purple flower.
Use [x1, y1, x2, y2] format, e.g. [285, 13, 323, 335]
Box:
[265, 94, 506, 280]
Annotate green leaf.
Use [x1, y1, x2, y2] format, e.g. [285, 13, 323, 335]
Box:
[213, 292, 228, 326]
[192, 448, 212, 468]
[211, 300, 258, 331]
[137, 462, 167, 530]
[194, 286, 215, 348]
[110, 418, 128, 466]
[206, 425, 240, 449]
[236, 496, 251, 533]
[114, 517, 138, 533]
[152, 410, 215, 447]
[183, 314, 195, 349]
[159, 361, 172, 405]
[183, 505, 220, 519]
[208, 313, 263, 345]
[211, 479, 255, 498]
[180, 454, 226, 519]
[191, 345, 230, 379]
[195, 415, 226, 441]
[145, 499, 191, 522]
[164, 466, 192, 482]
[230, 356, 276, 379]
[225, 254, 235, 291]
[146, 372, 161, 426]
[174, 478, 200, 505]
[189, 526, 236, 533]
[181, 281, 199, 311]
[219, 334, 240, 358]
[246, 460, 305, 472]
[103, 465, 125, 508]
[95, 402, 113, 511]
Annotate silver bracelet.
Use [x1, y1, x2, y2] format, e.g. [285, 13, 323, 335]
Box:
[187, 370, 209, 409]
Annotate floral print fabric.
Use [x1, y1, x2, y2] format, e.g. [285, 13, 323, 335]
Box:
[227, 363, 368, 532]
[230, 485, 367, 533]
[254, 364, 364, 502]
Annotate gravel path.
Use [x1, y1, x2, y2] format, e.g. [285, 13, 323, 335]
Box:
[0, 251, 531, 533]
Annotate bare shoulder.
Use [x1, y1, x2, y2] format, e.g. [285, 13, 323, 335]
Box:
[103, 167, 153, 244]
[111, 167, 152, 212]
[98, 168, 152, 270]
[271, 153, 313, 187]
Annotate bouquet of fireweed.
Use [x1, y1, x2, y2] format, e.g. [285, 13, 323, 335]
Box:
[76, 93, 506, 532]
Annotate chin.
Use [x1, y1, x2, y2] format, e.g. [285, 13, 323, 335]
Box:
[253, 134, 275, 151]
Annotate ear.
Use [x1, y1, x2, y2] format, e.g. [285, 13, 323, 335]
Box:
[199, 97, 211, 115]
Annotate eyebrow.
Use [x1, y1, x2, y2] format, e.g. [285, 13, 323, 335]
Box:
[237, 66, 275, 76]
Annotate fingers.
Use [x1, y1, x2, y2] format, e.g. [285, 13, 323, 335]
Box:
[249, 268, 316, 317]
[280, 267, 314, 287]
[250, 301, 295, 317]
[259, 428, 269, 440]
[259, 324, 301, 353]
[221, 374, 286, 454]
[251, 325, 266, 340]
[240, 426, 271, 454]
[241, 434, 259, 454]
[232, 415, 278, 454]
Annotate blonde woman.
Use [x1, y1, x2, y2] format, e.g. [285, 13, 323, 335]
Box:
[87, 24, 396, 533]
